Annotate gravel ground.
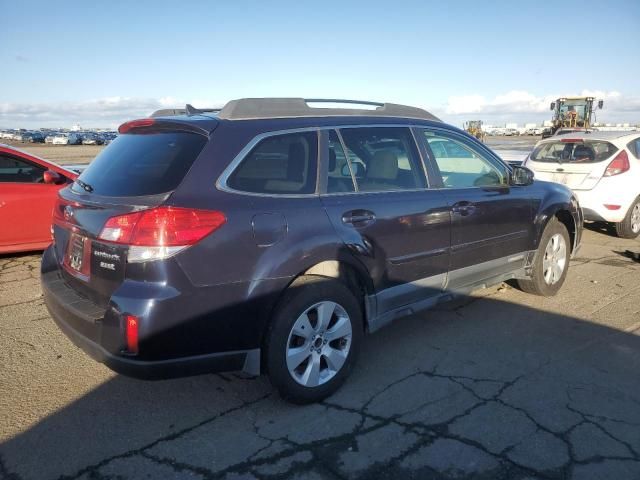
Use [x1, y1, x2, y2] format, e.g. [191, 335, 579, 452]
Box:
[1, 226, 639, 480]
[5, 135, 542, 168]
[3, 140, 104, 165]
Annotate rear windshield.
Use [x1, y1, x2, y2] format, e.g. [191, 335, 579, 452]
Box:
[530, 140, 618, 164]
[73, 132, 206, 196]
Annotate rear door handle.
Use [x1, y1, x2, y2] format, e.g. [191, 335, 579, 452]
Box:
[342, 210, 376, 226]
[451, 202, 476, 216]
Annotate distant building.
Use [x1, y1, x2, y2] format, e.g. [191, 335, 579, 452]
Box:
[70, 124, 82, 131]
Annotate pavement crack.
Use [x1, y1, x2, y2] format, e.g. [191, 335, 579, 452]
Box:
[56, 392, 272, 480]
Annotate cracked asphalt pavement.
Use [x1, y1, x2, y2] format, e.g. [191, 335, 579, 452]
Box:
[1, 226, 639, 480]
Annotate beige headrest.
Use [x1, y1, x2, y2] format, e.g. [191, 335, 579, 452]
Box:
[367, 150, 398, 180]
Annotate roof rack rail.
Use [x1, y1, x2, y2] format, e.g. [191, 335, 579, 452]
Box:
[150, 105, 222, 118]
[216, 98, 440, 121]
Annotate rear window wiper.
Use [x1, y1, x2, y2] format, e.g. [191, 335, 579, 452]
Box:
[75, 179, 94, 192]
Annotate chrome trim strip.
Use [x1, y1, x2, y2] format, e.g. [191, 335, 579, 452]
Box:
[215, 123, 522, 198]
[389, 247, 449, 265]
[217, 123, 442, 198]
[451, 230, 529, 252]
[216, 127, 322, 198]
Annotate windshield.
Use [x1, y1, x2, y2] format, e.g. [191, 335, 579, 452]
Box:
[530, 140, 618, 164]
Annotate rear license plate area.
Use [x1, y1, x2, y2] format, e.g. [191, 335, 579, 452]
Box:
[64, 233, 91, 279]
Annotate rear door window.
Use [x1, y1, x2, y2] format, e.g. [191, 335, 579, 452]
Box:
[530, 140, 618, 164]
[73, 132, 207, 196]
[338, 127, 426, 192]
[228, 131, 318, 194]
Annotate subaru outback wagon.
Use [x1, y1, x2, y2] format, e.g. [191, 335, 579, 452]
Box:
[42, 98, 583, 403]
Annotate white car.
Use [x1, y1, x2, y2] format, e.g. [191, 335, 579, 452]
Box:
[52, 134, 70, 145]
[525, 131, 640, 238]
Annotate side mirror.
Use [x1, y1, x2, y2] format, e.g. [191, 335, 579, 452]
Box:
[510, 166, 534, 186]
[550, 102, 556, 111]
[598, 100, 604, 109]
[43, 170, 64, 185]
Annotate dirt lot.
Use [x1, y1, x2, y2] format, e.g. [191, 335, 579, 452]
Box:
[5, 135, 541, 168]
[3, 140, 104, 166]
[1, 227, 639, 480]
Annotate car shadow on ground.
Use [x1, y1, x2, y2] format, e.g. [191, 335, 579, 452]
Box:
[1, 295, 640, 480]
[583, 221, 618, 237]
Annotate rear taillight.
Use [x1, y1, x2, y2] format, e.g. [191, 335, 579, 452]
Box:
[603, 150, 630, 177]
[124, 314, 139, 354]
[99, 206, 226, 262]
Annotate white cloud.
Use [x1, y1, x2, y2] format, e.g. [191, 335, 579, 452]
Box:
[439, 90, 640, 125]
[1, 90, 638, 128]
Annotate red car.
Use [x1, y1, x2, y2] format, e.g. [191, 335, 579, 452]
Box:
[0, 144, 78, 254]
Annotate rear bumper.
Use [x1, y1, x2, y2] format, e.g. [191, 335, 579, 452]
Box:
[42, 269, 259, 379]
[40, 245, 273, 379]
[46, 290, 257, 379]
[574, 183, 638, 223]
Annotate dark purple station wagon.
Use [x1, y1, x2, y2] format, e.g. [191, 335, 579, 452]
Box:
[42, 98, 582, 403]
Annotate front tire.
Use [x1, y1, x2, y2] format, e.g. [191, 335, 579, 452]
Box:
[614, 198, 640, 239]
[517, 218, 570, 296]
[265, 276, 363, 404]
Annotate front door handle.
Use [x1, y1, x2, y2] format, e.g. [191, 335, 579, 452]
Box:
[342, 210, 376, 226]
[451, 201, 477, 216]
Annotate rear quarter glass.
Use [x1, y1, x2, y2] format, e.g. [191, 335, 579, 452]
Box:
[72, 132, 207, 196]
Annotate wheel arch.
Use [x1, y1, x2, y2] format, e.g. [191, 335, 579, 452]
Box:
[554, 209, 577, 253]
[258, 257, 374, 371]
[534, 190, 581, 255]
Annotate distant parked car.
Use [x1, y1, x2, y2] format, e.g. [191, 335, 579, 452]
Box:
[81, 133, 104, 145]
[69, 132, 83, 145]
[101, 132, 117, 145]
[0, 143, 78, 253]
[29, 132, 45, 143]
[52, 133, 82, 145]
[45, 134, 56, 144]
[555, 128, 590, 136]
[52, 134, 70, 145]
[18, 132, 33, 142]
[525, 131, 640, 238]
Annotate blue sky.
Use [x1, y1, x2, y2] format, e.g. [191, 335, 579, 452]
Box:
[2, 0, 639, 128]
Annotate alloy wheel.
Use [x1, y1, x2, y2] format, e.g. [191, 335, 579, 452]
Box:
[286, 301, 352, 387]
[542, 233, 567, 285]
[631, 203, 640, 234]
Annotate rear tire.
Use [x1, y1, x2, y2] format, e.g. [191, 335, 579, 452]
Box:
[265, 276, 363, 404]
[614, 198, 640, 239]
[517, 218, 570, 296]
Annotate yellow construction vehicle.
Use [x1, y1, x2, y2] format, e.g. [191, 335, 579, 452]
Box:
[464, 120, 485, 142]
[542, 96, 603, 138]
